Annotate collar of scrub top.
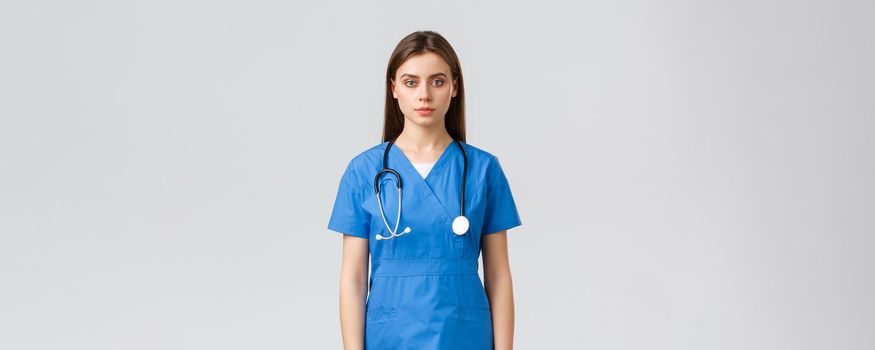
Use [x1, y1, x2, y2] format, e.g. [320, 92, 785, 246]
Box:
[373, 137, 470, 240]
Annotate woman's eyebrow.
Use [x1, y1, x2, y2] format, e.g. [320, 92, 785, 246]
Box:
[399, 73, 448, 79]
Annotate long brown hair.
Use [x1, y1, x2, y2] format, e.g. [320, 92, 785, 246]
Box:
[382, 30, 466, 143]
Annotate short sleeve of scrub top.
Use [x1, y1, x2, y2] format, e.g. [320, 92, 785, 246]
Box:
[327, 159, 369, 238]
[481, 156, 522, 235]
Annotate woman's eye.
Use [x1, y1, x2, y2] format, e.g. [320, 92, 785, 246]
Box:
[432, 79, 444, 86]
[404, 80, 416, 87]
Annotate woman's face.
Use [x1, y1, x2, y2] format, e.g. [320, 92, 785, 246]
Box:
[390, 51, 458, 129]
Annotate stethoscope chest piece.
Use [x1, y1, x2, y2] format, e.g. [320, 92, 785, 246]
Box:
[452, 215, 469, 235]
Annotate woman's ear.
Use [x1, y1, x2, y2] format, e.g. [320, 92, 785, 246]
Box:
[390, 79, 397, 99]
[452, 79, 458, 97]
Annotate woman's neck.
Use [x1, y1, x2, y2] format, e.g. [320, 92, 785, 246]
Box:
[393, 124, 453, 162]
[394, 126, 453, 153]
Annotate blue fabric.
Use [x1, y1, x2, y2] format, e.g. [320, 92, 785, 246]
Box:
[327, 141, 521, 349]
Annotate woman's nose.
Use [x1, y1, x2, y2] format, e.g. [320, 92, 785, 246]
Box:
[417, 85, 431, 101]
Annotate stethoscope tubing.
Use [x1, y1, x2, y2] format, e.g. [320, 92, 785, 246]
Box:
[374, 138, 468, 239]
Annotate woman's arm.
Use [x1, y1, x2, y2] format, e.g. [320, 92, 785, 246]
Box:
[339, 235, 369, 350]
[482, 231, 514, 350]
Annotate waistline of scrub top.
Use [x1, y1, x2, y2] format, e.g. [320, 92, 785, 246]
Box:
[371, 258, 479, 277]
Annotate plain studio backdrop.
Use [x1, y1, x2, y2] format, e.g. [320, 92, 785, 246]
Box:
[1, 0, 872, 349]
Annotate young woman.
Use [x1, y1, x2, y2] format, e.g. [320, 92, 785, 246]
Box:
[328, 30, 522, 350]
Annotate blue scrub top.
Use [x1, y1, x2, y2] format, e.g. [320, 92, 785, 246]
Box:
[327, 141, 521, 349]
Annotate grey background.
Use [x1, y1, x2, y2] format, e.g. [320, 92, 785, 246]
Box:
[1, 0, 873, 349]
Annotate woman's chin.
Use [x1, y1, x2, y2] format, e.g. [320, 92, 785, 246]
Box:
[405, 115, 444, 128]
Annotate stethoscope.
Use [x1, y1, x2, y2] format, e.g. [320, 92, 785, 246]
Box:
[373, 138, 469, 240]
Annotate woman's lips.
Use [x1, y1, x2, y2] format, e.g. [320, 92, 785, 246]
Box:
[415, 108, 434, 116]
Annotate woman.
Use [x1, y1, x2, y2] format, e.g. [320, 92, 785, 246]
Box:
[328, 30, 522, 350]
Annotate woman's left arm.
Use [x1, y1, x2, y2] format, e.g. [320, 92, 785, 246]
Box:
[482, 231, 514, 350]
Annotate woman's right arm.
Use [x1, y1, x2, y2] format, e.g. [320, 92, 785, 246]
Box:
[339, 234, 369, 350]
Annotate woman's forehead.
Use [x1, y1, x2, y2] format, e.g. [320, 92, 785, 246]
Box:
[396, 52, 451, 77]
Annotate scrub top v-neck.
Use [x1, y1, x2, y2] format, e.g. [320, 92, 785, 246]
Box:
[389, 139, 455, 185]
[411, 160, 437, 179]
[328, 140, 522, 350]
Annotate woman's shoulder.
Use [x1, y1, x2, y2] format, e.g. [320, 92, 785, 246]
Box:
[336, 142, 382, 180]
[345, 141, 389, 168]
[460, 142, 512, 187]
[459, 141, 499, 162]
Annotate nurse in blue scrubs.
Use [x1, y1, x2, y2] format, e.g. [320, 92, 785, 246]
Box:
[328, 30, 522, 350]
